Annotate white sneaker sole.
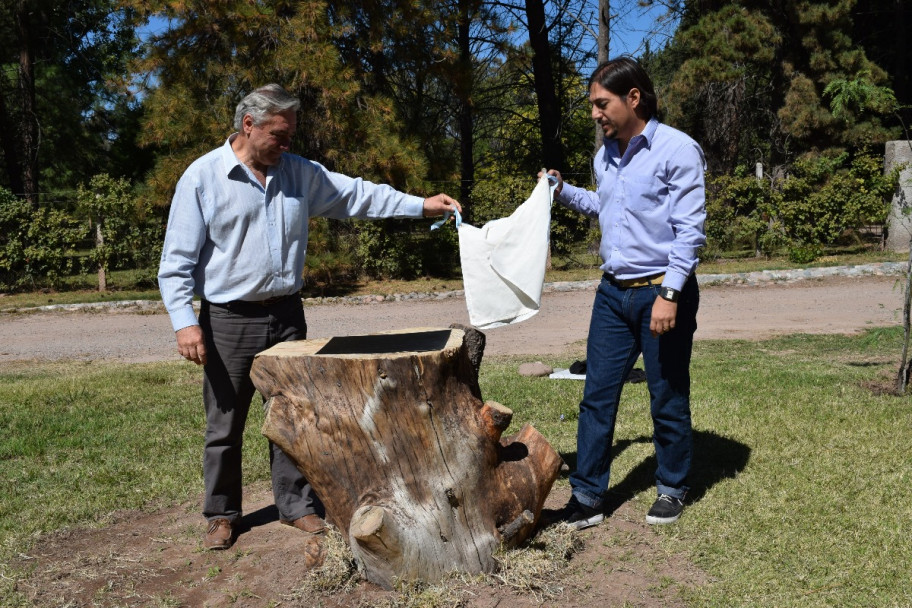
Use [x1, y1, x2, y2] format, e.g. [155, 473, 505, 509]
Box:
[645, 512, 681, 525]
[569, 513, 604, 530]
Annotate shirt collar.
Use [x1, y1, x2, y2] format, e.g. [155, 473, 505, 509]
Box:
[640, 117, 659, 147]
[220, 134, 244, 177]
[602, 117, 659, 156]
[627, 117, 659, 150]
[219, 133, 286, 179]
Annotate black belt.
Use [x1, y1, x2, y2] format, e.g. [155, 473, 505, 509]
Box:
[206, 293, 298, 311]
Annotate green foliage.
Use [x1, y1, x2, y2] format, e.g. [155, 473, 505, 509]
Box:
[469, 174, 589, 260]
[654, 1, 898, 172]
[302, 218, 358, 288]
[0, 0, 147, 194]
[703, 149, 898, 262]
[775, 150, 896, 248]
[660, 6, 782, 172]
[0, 188, 84, 291]
[824, 71, 899, 122]
[356, 219, 459, 280]
[76, 174, 165, 275]
[127, 1, 430, 205]
[468, 174, 532, 225]
[704, 169, 776, 258]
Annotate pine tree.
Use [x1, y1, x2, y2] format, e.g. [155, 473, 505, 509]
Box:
[653, 0, 897, 172]
[125, 0, 430, 205]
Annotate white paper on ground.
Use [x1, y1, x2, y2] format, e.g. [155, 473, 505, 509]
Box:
[548, 368, 586, 380]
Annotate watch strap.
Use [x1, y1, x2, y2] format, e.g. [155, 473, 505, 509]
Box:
[659, 286, 680, 302]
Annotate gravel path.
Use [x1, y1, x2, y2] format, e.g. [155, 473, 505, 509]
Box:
[0, 263, 904, 364]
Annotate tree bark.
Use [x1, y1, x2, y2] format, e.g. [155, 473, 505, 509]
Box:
[16, 0, 39, 209]
[595, 0, 610, 155]
[525, 0, 566, 172]
[456, 0, 475, 207]
[250, 326, 563, 589]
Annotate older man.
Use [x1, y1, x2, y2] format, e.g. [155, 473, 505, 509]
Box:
[158, 84, 460, 550]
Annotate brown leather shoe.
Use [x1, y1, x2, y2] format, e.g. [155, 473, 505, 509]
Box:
[204, 517, 234, 550]
[280, 513, 326, 535]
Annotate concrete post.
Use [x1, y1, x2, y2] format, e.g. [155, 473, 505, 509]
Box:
[885, 141, 912, 252]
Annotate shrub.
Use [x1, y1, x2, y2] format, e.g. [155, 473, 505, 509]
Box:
[76, 174, 165, 275]
[0, 188, 84, 291]
[355, 218, 459, 280]
[773, 149, 896, 254]
[704, 168, 774, 257]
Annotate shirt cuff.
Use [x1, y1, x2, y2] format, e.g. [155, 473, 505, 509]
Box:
[662, 271, 689, 292]
[404, 195, 426, 218]
[169, 306, 200, 333]
[555, 182, 581, 203]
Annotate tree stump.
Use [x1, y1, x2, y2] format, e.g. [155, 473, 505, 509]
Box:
[249, 326, 563, 589]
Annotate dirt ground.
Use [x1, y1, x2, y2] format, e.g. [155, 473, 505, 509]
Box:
[0, 274, 903, 363]
[2, 274, 904, 607]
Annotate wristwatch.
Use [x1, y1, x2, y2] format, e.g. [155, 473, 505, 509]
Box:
[659, 286, 680, 302]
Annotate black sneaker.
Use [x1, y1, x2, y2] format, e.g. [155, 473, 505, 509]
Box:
[645, 494, 684, 525]
[542, 497, 605, 530]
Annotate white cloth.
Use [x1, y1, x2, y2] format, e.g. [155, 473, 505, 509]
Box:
[458, 175, 555, 329]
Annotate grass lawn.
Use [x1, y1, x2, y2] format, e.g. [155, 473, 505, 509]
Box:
[1, 328, 911, 606]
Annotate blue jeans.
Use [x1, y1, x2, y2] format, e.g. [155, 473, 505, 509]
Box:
[570, 274, 699, 508]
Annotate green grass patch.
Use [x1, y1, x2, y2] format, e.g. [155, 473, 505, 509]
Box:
[1, 328, 910, 606]
[0, 361, 272, 546]
[482, 330, 912, 607]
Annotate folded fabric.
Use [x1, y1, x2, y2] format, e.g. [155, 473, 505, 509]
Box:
[458, 175, 555, 329]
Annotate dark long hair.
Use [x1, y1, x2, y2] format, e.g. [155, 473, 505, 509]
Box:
[588, 57, 658, 120]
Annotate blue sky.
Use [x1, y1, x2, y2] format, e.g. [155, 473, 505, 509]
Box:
[138, 3, 679, 58]
[597, 1, 679, 57]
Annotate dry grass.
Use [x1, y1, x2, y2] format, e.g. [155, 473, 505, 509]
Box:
[287, 523, 581, 608]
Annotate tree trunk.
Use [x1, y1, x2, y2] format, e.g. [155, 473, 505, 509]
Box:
[16, 0, 39, 209]
[456, 0, 475, 207]
[525, 0, 566, 172]
[249, 325, 563, 589]
[595, 0, 610, 155]
[95, 221, 106, 292]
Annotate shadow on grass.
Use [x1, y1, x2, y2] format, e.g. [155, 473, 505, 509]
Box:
[557, 429, 750, 515]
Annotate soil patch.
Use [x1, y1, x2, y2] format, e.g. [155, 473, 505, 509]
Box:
[11, 484, 708, 608]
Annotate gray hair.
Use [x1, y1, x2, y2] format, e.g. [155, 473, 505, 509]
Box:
[233, 84, 301, 130]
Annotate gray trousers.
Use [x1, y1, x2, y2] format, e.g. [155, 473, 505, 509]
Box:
[199, 296, 322, 523]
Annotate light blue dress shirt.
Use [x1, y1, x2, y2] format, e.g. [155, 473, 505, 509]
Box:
[158, 135, 425, 332]
[556, 118, 706, 292]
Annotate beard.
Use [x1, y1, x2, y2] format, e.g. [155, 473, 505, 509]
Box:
[598, 121, 617, 139]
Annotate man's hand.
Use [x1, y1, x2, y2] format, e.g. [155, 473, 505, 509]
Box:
[176, 325, 207, 365]
[538, 168, 563, 196]
[650, 297, 677, 338]
[422, 193, 462, 217]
